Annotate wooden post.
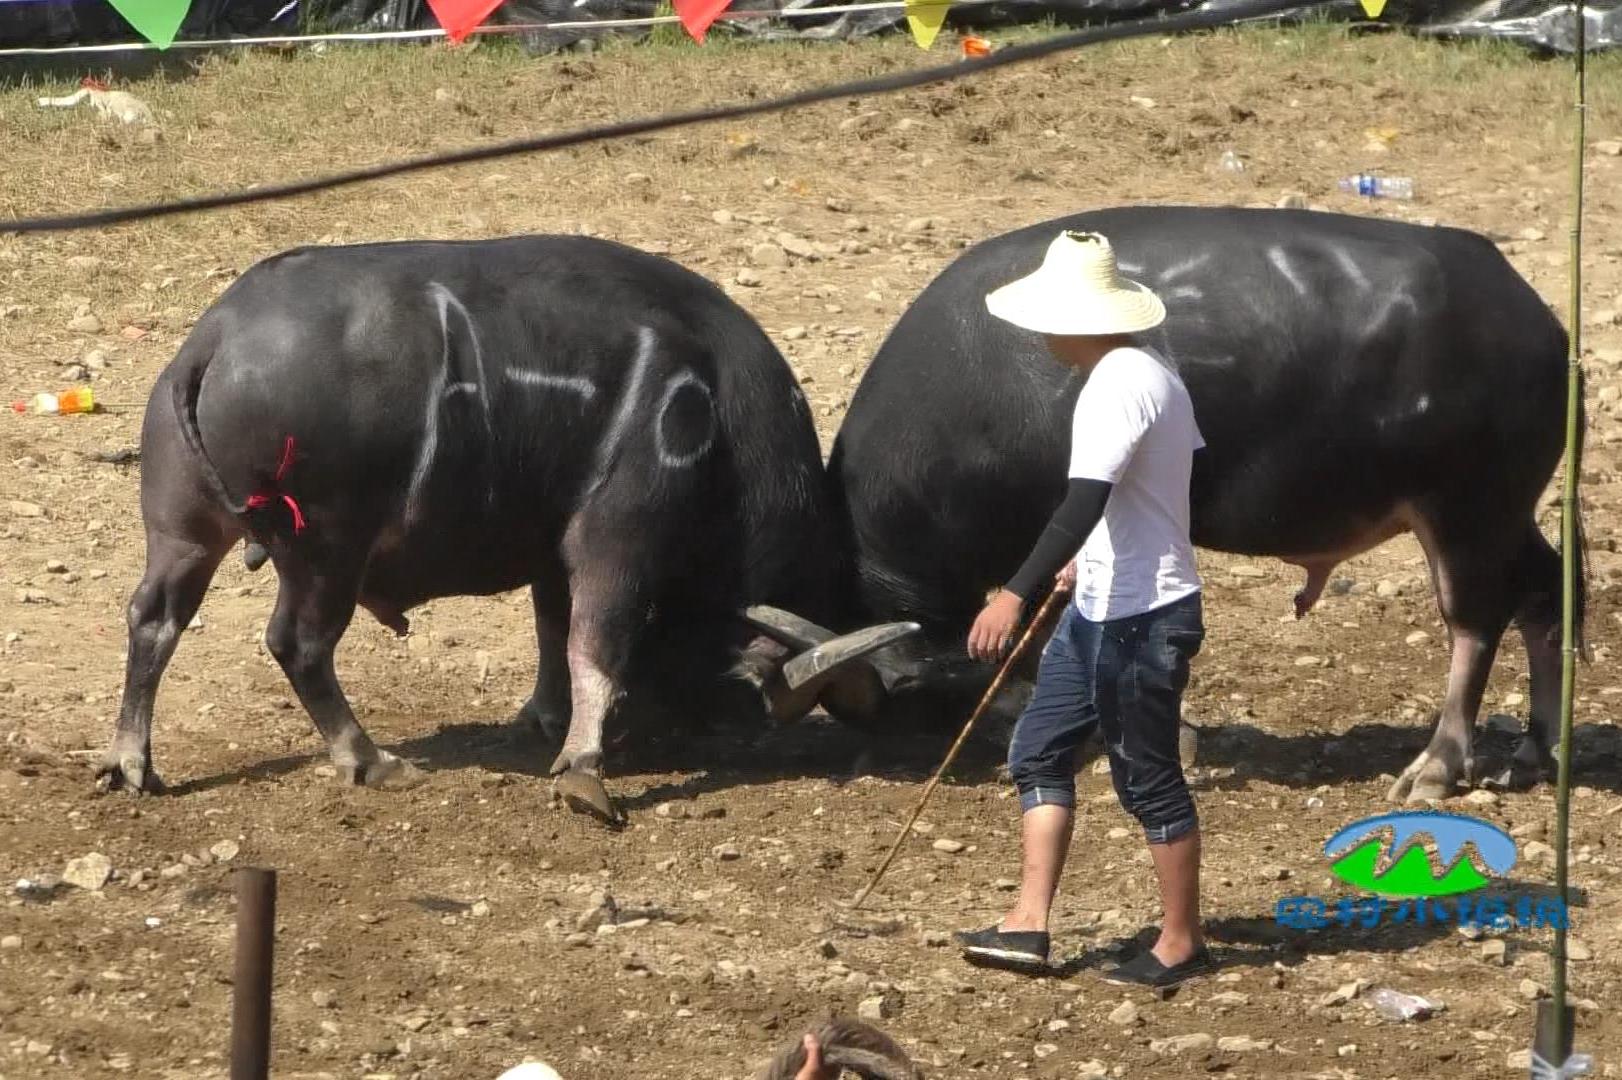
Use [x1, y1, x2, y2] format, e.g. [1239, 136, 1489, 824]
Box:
[231, 867, 277, 1080]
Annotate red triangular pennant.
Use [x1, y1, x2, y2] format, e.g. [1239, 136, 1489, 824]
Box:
[673, 0, 731, 42]
[427, 0, 503, 43]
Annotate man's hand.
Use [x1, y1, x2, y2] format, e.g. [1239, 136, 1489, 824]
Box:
[1056, 560, 1077, 591]
[794, 1034, 834, 1080]
[968, 589, 1024, 662]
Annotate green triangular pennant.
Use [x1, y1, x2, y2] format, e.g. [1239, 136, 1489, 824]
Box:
[1357, 0, 1387, 17]
[107, 0, 193, 48]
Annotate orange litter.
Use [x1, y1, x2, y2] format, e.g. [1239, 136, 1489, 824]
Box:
[11, 386, 98, 415]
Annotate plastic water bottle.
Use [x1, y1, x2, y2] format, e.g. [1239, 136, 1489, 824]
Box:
[1339, 174, 1414, 199]
[1367, 987, 1440, 1021]
[9, 387, 96, 415]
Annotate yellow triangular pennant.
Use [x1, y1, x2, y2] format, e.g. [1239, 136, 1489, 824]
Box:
[905, 0, 950, 49]
[1357, 0, 1387, 18]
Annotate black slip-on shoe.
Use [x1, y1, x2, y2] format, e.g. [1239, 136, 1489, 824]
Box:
[1100, 946, 1214, 989]
[954, 925, 1050, 971]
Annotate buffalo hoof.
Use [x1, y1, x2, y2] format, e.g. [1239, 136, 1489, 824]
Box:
[1386, 750, 1467, 803]
[512, 699, 568, 743]
[337, 752, 425, 791]
[94, 749, 166, 796]
[551, 769, 623, 827]
[1483, 736, 1550, 793]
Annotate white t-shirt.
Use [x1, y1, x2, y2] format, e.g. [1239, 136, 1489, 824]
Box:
[1066, 346, 1204, 621]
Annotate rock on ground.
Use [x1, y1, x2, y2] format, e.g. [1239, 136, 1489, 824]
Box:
[63, 853, 113, 891]
[1108, 1001, 1140, 1026]
[1151, 1033, 1213, 1054]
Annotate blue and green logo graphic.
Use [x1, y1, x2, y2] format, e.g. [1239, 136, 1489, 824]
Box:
[1322, 811, 1517, 898]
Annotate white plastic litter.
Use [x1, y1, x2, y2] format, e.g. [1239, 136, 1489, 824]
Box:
[37, 80, 155, 125]
[1531, 1050, 1594, 1079]
[495, 1064, 564, 1080]
[1367, 987, 1443, 1021]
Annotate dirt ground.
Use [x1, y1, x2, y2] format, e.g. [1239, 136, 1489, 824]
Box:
[2, 23, 1622, 1080]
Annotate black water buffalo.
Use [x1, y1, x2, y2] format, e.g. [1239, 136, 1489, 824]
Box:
[828, 205, 1584, 804]
[97, 234, 916, 821]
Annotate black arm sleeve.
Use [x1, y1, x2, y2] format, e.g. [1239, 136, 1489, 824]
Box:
[1003, 477, 1113, 602]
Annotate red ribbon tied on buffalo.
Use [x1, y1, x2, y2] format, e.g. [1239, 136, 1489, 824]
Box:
[245, 435, 307, 534]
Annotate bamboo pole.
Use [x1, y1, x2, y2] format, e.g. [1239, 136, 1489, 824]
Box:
[1546, 0, 1588, 1066]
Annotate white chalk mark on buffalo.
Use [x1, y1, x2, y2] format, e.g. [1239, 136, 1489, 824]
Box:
[505, 369, 600, 401]
[1266, 247, 1309, 297]
[584, 326, 657, 496]
[406, 355, 450, 522]
[428, 283, 491, 422]
[1329, 247, 1372, 293]
[1158, 255, 1211, 283]
[655, 369, 718, 468]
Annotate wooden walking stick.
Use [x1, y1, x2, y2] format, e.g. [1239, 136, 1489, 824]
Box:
[851, 585, 1071, 910]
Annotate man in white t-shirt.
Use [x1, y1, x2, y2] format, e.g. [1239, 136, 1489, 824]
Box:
[954, 231, 1211, 989]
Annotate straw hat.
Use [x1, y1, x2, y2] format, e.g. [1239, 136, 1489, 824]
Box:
[984, 230, 1166, 336]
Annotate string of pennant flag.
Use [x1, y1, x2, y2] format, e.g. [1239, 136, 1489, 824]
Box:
[74, 0, 966, 52]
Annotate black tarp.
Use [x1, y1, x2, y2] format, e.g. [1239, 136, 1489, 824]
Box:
[2, 0, 296, 49]
[2, 0, 1617, 55]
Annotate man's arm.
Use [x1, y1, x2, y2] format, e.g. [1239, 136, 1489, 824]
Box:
[966, 477, 1112, 661]
[1003, 477, 1112, 603]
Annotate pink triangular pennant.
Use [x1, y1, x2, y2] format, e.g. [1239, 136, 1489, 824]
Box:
[674, 0, 732, 42]
[427, 0, 503, 43]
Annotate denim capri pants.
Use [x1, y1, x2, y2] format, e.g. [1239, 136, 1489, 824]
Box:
[1006, 590, 1205, 844]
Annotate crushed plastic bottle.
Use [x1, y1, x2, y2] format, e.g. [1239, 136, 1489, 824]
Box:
[1530, 1050, 1595, 1079]
[1367, 987, 1442, 1021]
[1219, 149, 1246, 174]
[960, 34, 993, 58]
[1339, 174, 1414, 199]
[36, 77, 155, 126]
[10, 387, 96, 415]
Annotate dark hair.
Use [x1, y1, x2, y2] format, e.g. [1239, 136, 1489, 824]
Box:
[756, 1017, 925, 1080]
